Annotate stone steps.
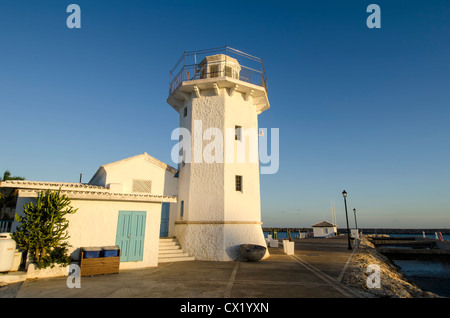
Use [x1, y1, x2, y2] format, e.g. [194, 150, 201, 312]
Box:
[158, 238, 195, 263]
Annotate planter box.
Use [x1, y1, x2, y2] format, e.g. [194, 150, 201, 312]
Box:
[80, 247, 120, 276]
[283, 240, 295, 255]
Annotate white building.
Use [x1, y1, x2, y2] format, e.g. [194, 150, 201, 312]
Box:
[167, 50, 270, 261]
[2, 153, 179, 270]
[312, 221, 337, 238]
[1, 46, 272, 269]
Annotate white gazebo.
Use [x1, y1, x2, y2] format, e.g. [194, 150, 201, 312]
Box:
[311, 221, 337, 238]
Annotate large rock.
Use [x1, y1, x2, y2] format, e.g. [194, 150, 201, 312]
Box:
[239, 244, 266, 262]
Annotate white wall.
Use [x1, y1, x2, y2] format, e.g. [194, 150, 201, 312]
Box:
[173, 83, 267, 261]
[13, 194, 162, 269]
[313, 227, 336, 238]
[224, 91, 261, 223]
[177, 87, 262, 224]
[183, 89, 225, 222]
[102, 156, 178, 197]
[174, 223, 268, 261]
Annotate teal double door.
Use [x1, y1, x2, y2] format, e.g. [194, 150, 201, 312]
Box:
[115, 211, 146, 262]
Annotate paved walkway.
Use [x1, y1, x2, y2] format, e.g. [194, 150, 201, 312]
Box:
[0, 236, 365, 298]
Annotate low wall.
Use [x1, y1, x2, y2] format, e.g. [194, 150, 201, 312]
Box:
[26, 263, 70, 279]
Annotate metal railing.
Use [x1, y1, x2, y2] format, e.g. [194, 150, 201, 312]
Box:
[169, 46, 267, 97]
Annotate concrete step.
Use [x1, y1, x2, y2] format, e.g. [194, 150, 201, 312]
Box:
[159, 247, 182, 254]
[159, 238, 178, 243]
[159, 237, 178, 242]
[159, 241, 180, 248]
[158, 237, 195, 263]
[159, 252, 192, 258]
[159, 245, 181, 251]
[158, 256, 196, 263]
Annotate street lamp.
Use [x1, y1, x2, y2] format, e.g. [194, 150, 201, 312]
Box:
[353, 208, 358, 237]
[342, 190, 352, 250]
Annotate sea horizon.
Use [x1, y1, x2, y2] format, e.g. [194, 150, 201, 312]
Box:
[263, 227, 450, 233]
[263, 229, 450, 241]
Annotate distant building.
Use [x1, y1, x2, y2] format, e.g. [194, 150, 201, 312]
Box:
[311, 221, 337, 238]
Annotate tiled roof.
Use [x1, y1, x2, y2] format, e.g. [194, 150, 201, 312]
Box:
[312, 221, 336, 228]
[101, 153, 178, 175]
[16, 188, 177, 203]
[0, 180, 108, 190]
[0, 180, 177, 203]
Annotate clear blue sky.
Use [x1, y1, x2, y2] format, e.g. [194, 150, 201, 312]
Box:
[1, 1, 449, 228]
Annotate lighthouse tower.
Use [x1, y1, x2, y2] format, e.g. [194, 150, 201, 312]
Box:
[167, 47, 270, 261]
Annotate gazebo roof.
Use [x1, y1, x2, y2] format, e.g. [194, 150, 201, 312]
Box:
[312, 221, 336, 228]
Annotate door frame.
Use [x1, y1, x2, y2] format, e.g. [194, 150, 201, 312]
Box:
[115, 211, 147, 262]
[160, 203, 170, 237]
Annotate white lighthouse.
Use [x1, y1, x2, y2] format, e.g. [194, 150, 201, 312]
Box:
[167, 47, 270, 261]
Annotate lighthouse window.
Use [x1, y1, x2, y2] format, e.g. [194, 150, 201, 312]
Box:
[183, 107, 187, 118]
[200, 66, 206, 79]
[225, 66, 233, 77]
[180, 200, 184, 219]
[210, 64, 219, 78]
[235, 175, 243, 192]
[235, 125, 242, 141]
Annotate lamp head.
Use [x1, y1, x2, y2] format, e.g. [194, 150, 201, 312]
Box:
[342, 190, 347, 198]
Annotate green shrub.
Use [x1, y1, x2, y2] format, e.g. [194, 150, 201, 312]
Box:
[12, 189, 78, 269]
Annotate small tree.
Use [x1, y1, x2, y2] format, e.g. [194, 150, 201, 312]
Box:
[2, 170, 25, 181]
[12, 189, 78, 269]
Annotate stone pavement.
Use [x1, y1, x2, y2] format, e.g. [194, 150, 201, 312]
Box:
[0, 236, 365, 299]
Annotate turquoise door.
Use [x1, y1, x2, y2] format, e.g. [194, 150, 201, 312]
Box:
[160, 203, 170, 237]
[116, 211, 146, 262]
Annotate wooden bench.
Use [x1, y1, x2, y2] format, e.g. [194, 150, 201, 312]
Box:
[79, 247, 120, 277]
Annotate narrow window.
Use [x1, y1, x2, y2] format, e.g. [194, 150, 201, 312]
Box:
[235, 125, 242, 141]
[235, 175, 243, 192]
[225, 65, 233, 77]
[183, 107, 187, 118]
[200, 66, 206, 79]
[210, 64, 219, 78]
[180, 200, 184, 219]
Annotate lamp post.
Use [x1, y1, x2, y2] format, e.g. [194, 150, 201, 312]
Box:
[353, 208, 358, 238]
[342, 190, 352, 250]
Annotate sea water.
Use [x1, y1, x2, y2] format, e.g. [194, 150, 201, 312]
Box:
[387, 233, 450, 241]
[263, 231, 305, 240]
[393, 260, 450, 297]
